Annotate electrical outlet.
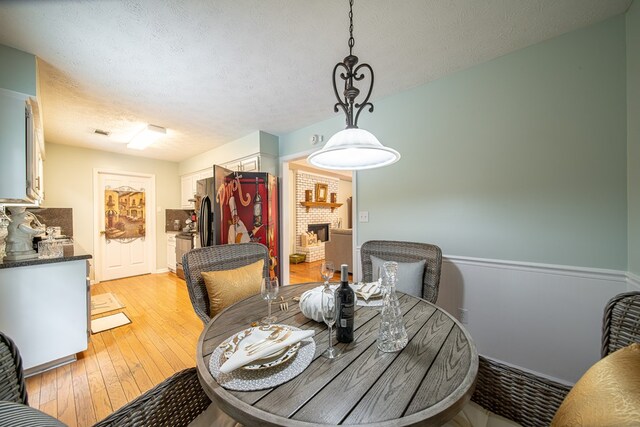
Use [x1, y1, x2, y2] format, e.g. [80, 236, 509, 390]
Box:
[310, 134, 324, 145]
[358, 211, 369, 222]
[458, 308, 469, 324]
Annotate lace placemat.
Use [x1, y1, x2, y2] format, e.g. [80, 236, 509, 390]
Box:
[210, 325, 316, 391]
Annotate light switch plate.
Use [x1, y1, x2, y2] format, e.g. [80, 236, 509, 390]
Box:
[359, 211, 369, 222]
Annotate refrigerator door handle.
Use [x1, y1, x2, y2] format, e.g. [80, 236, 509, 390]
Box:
[199, 195, 212, 247]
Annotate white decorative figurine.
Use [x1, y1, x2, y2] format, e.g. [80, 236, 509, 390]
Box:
[3, 207, 44, 262]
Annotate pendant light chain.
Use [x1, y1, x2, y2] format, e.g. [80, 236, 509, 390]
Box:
[307, 0, 400, 171]
[348, 0, 354, 55]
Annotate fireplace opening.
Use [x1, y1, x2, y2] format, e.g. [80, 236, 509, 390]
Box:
[308, 223, 330, 243]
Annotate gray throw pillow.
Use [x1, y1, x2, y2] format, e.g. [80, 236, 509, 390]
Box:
[371, 255, 425, 298]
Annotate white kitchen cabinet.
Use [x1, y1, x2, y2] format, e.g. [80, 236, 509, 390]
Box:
[240, 156, 259, 172]
[198, 169, 213, 180]
[223, 155, 260, 172]
[0, 92, 44, 205]
[167, 233, 176, 272]
[180, 168, 213, 208]
[0, 257, 90, 374]
[180, 175, 195, 208]
[0, 46, 44, 206]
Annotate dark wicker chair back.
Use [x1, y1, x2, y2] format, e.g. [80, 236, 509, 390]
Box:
[93, 368, 210, 427]
[360, 240, 442, 303]
[182, 243, 270, 324]
[0, 332, 27, 405]
[601, 291, 640, 358]
[0, 331, 210, 426]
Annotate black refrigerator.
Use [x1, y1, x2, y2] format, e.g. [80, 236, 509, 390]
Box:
[195, 165, 280, 280]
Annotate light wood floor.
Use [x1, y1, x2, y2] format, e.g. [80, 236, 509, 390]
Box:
[26, 273, 202, 427]
[289, 259, 324, 284]
[25, 264, 326, 426]
[289, 259, 352, 284]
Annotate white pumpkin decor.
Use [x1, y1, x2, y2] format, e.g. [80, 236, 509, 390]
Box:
[299, 287, 325, 322]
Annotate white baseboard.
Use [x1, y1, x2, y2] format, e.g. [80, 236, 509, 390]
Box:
[156, 268, 169, 274]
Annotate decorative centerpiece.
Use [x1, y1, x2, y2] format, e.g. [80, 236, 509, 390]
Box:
[300, 231, 318, 247]
[299, 287, 324, 322]
[3, 207, 45, 262]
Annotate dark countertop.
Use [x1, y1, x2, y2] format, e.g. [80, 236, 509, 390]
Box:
[0, 243, 91, 269]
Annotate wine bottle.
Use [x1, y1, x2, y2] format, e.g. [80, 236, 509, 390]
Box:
[253, 177, 263, 228]
[336, 264, 354, 343]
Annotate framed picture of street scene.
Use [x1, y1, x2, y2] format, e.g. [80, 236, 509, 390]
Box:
[104, 188, 146, 240]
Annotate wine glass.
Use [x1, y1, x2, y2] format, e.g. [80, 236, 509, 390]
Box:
[321, 287, 340, 359]
[260, 277, 279, 326]
[320, 261, 335, 288]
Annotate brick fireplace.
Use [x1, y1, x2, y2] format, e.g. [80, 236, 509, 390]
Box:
[308, 223, 330, 242]
[295, 171, 340, 262]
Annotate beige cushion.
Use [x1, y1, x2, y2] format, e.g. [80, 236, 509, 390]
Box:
[444, 401, 522, 427]
[551, 343, 640, 426]
[371, 255, 425, 298]
[202, 259, 264, 317]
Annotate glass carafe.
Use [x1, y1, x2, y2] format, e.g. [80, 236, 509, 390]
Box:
[377, 261, 408, 352]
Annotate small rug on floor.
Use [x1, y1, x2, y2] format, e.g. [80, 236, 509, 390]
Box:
[91, 312, 131, 334]
[91, 292, 125, 315]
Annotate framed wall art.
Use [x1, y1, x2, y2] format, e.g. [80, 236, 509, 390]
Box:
[315, 183, 328, 202]
[104, 187, 146, 241]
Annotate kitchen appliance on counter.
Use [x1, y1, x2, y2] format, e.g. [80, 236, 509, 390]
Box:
[194, 165, 280, 280]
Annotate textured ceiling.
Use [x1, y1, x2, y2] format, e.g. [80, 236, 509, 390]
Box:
[0, 0, 631, 162]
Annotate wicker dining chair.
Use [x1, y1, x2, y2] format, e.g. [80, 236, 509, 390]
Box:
[601, 291, 640, 357]
[360, 240, 442, 303]
[182, 243, 270, 324]
[470, 291, 640, 427]
[0, 331, 211, 427]
[0, 332, 27, 405]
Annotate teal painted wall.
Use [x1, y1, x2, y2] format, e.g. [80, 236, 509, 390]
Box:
[280, 16, 627, 270]
[628, 1, 640, 276]
[0, 44, 36, 95]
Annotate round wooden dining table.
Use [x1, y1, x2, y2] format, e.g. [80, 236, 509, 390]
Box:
[196, 282, 478, 427]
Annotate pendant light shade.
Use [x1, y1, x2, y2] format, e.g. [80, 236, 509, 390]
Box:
[307, 128, 400, 170]
[307, 0, 400, 171]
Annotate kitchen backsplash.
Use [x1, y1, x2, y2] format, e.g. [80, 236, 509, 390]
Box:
[166, 209, 192, 232]
[27, 207, 73, 237]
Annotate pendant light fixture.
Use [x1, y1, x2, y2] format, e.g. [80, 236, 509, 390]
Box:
[308, 0, 400, 171]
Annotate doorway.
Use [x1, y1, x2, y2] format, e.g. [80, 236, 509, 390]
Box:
[93, 169, 156, 282]
[280, 152, 357, 286]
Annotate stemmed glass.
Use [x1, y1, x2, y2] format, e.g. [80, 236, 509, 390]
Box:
[260, 277, 279, 326]
[320, 261, 335, 289]
[321, 287, 340, 359]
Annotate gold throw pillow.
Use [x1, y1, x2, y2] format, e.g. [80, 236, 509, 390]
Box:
[202, 259, 264, 317]
[551, 343, 640, 426]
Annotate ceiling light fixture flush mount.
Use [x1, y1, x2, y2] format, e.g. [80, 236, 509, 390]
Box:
[127, 124, 167, 150]
[308, 0, 400, 171]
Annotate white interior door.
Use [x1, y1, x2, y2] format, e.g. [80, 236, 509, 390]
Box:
[96, 171, 155, 281]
